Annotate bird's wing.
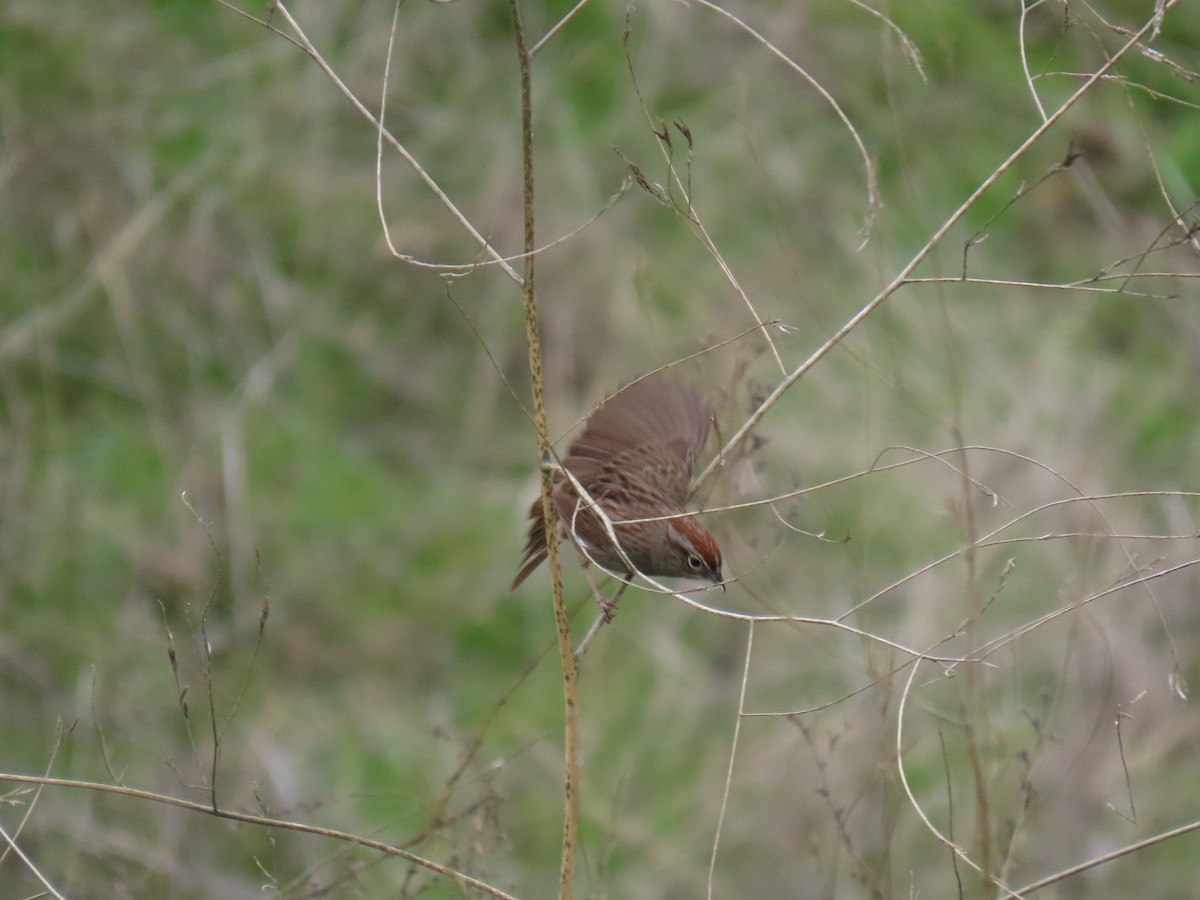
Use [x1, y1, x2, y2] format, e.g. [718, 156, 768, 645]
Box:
[560, 376, 711, 505]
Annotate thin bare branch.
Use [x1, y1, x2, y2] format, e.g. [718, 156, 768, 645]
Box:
[1014, 818, 1200, 895]
[270, 1, 521, 282]
[895, 662, 1025, 899]
[708, 622, 754, 900]
[1018, 0, 1052, 121]
[692, 0, 880, 243]
[0, 772, 518, 900]
[0, 818, 66, 900]
[530, 0, 593, 56]
[695, 9, 1172, 491]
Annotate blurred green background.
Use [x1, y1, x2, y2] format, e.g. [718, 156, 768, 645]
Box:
[2, 0, 1199, 897]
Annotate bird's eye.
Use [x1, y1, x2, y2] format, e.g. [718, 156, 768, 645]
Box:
[687, 554, 704, 571]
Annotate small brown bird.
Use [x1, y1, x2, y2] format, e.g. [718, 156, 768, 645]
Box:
[511, 375, 724, 616]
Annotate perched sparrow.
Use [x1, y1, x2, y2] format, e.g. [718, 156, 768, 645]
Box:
[511, 375, 724, 614]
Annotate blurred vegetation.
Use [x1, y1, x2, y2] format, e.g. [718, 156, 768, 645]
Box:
[1, 0, 1199, 897]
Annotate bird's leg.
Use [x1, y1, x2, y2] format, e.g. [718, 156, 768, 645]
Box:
[582, 565, 627, 622]
[574, 579, 629, 662]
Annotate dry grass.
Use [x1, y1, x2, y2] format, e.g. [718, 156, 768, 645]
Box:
[2, 0, 1199, 897]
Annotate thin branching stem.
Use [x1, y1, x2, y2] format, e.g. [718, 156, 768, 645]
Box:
[694, 7, 1175, 491]
[0, 772, 518, 900]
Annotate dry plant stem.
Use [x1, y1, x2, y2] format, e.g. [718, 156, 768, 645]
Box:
[827, 444, 1194, 691]
[841, 483, 1200, 625]
[0, 724, 73, 900]
[970, 556, 1200, 660]
[695, 446, 1199, 525]
[1115, 157, 1200, 289]
[694, 4, 1177, 491]
[529, 0, 592, 57]
[376, 1, 632, 276]
[556, 458, 966, 659]
[180, 491, 233, 811]
[1012, 817, 1200, 895]
[1042, 70, 1200, 110]
[0, 722, 71, 871]
[506, 2, 579, 898]
[692, 0, 880, 242]
[0, 773, 518, 900]
[936, 729, 966, 897]
[621, 20, 785, 375]
[707, 622, 754, 900]
[949, 426, 994, 889]
[1111, 693, 1144, 824]
[902, 275, 1175, 298]
[552, 441, 974, 657]
[687, 214, 786, 376]
[0, 819, 64, 900]
[268, 2, 520, 283]
[1019, 0, 1052, 121]
[900, 615, 1200, 898]
[746, 566, 1015, 720]
[895, 662, 1024, 900]
[557, 466, 648, 582]
[90, 670, 121, 786]
[848, 0, 926, 80]
[557, 450, 969, 662]
[407, 662, 545, 851]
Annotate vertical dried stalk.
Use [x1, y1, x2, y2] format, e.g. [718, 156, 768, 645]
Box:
[508, 2, 580, 897]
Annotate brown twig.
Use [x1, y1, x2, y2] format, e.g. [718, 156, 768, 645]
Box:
[507, 2, 579, 898]
[694, 6, 1176, 492]
[0, 772, 518, 900]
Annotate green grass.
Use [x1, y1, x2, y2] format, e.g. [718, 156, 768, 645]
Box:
[2, 0, 1199, 897]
